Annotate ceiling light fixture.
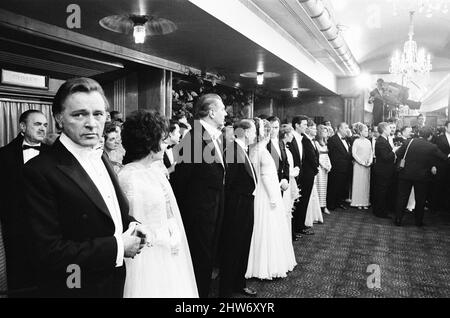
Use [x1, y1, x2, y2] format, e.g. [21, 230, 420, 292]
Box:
[133, 24, 146, 44]
[99, 14, 177, 45]
[389, 11, 432, 82]
[256, 72, 264, 85]
[318, 97, 324, 104]
[292, 88, 299, 98]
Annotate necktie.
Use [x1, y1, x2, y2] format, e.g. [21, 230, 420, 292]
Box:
[23, 145, 41, 151]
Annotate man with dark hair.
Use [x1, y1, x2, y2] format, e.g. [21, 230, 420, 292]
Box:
[219, 119, 257, 297]
[266, 116, 289, 193]
[163, 120, 181, 176]
[172, 93, 227, 298]
[369, 78, 386, 125]
[412, 113, 426, 138]
[372, 122, 398, 219]
[22, 77, 148, 297]
[109, 110, 123, 123]
[0, 109, 49, 297]
[288, 115, 311, 238]
[394, 127, 450, 226]
[327, 122, 353, 211]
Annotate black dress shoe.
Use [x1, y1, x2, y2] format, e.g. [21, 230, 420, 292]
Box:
[339, 204, 348, 210]
[295, 233, 303, 239]
[238, 287, 257, 297]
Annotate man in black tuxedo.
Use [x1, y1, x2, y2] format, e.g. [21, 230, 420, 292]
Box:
[296, 119, 319, 235]
[0, 110, 49, 297]
[372, 122, 398, 218]
[22, 78, 147, 297]
[434, 121, 450, 211]
[287, 115, 309, 238]
[412, 114, 426, 138]
[163, 120, 181, 178]
[369, 78, 386, 126]
[171, 93, 227, 298]
[394, 127, 450, 226]
[327, 122, 353, 211]
[219, 119, 257, 298]
[267, 116, 289, 193]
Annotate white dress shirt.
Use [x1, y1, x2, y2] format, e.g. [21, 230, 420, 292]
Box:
[200, 119, 224, 167]
[270, 138, 281, 158]
[22, 141, 41, 164]
[59, 133, 125, 267]
[292, 130, 303, 161]
[338, 133, 349, 152]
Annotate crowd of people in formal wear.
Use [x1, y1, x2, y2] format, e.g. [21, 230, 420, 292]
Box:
[1, 77, 449, 298]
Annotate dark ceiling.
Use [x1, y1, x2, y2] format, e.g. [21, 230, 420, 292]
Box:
[0, 0, 336, 97]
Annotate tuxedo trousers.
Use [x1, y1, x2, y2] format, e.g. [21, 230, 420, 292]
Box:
[372, 173, 394, 216]
[327, 170, 350, 210]
[395, 179, 428, 225]
[219, 192, 254, 296]
[295, 173, 315, 231]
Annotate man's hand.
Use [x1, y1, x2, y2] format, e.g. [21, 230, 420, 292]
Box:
[134, 224, 155, 248]
[280, 179, 289, 192]
[122, 225, 142, 258]
[292, 167, 300, 178]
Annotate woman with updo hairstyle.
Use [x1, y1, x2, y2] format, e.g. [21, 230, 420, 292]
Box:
[118, 110, 198, 298]
[350, 122, 373, 209]
[245, 118, 297, 280]
[103, 122, 124, 173]
[315, 124, 332, 214]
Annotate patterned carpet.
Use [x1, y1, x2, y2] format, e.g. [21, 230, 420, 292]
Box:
[213, 207, 450, 298]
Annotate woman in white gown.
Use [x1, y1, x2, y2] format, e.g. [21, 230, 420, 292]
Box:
[245, 118, 297, 280]
[350, 123, 372, 209]
[304, 123, 323, 227]
[118, 110, 198, 298]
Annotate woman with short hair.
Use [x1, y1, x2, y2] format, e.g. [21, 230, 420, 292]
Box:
[119, 110, 198, 298]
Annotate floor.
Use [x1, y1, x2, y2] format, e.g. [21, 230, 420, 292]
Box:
[213, 207, 450, 298]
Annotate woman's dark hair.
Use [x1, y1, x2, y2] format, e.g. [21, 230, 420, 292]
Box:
[103, 122, 119, 137]
[121, 110, 168, 164]
[279, 124, 293, 140]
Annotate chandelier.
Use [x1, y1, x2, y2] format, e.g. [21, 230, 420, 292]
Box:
[389, 11, 432, 81]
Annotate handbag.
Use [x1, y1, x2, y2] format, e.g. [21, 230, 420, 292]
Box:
[398, 139, 414, 170]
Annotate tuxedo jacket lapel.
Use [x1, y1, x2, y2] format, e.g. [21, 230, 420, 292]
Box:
[54, 141, 112, 221]
[203, 128, 225, 170]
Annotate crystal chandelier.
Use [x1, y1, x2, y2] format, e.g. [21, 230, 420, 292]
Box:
[389, 11, 432, 81]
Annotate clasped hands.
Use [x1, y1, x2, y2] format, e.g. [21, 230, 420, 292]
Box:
[123, 222, 155, 259]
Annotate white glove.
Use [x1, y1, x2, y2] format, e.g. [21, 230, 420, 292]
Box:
[167, 218, 181, 255]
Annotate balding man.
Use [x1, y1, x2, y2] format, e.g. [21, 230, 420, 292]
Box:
[172, 93, 227, 298]
[0, 110, 49, 297]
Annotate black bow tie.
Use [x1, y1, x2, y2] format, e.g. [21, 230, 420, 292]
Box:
[23, 145, 41, 151]
[341, 137, 346, 140]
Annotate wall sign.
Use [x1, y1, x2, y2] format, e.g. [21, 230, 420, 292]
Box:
[1, 69, 49, 90]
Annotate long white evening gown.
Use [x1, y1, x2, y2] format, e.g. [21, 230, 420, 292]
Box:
[304, 177, 324, 227]
[118, 162, 198, 298]
[245, 144, 297, 280]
